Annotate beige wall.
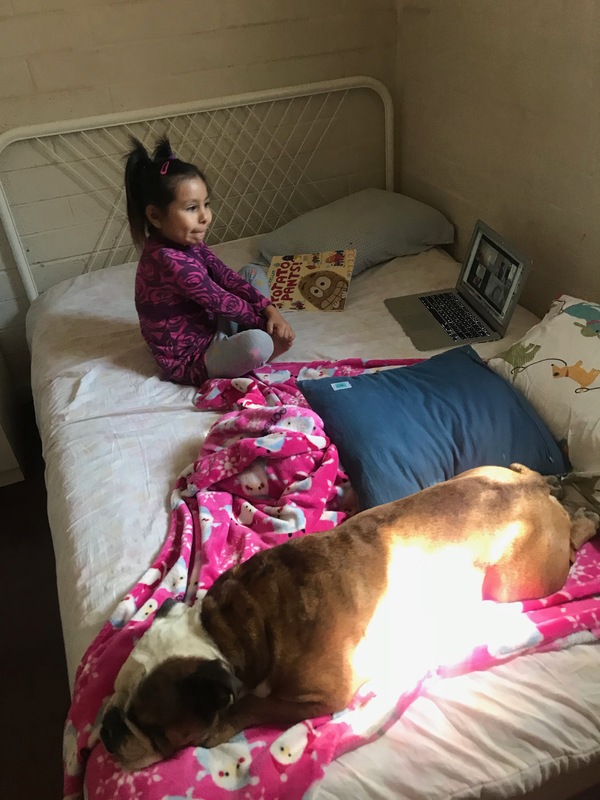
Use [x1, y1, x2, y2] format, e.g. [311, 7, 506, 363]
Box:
[0, 0, 397, 394]
[396, 0, 600, 318]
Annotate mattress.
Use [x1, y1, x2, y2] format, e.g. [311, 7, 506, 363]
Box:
[27, 237, 600, 799]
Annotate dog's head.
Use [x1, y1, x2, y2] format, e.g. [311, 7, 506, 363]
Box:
[100, 599, 236, 770]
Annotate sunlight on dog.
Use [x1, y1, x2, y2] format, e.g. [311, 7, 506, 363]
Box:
[352, 536, 507, 700]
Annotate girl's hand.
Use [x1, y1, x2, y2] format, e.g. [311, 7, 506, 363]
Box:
[264, 305, 295, 344]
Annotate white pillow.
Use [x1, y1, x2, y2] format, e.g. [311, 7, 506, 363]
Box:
[257, 188, 454, 276]
[487, 294, 600, 477]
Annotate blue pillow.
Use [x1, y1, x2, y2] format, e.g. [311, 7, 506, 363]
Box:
[297, 346, 569, 509]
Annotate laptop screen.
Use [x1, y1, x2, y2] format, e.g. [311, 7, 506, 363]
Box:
[458, 221, 531, 334]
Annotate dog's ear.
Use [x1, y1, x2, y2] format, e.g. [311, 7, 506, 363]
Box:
[178, 659, 235, 719]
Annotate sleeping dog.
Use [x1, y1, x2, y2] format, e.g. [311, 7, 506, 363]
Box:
[100, 464, 598, 770]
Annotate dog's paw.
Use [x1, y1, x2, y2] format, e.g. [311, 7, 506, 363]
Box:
[568, 506, 599, 562]
[565, 504, 600, 528]
[577, 507, 600, 530]
[544, 474, 564, 499]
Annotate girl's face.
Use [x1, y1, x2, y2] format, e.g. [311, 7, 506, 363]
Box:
[146, 177, 213, 247]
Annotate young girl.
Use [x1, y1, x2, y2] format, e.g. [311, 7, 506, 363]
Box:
[124, 136, 295, 386]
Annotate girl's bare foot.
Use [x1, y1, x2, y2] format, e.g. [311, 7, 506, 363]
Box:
[269, 335, 293, 361]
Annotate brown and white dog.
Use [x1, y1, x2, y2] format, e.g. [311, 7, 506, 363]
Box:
[100, 464, 598, 770]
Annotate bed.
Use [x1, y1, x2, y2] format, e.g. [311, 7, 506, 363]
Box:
[1, 77, 600, 800]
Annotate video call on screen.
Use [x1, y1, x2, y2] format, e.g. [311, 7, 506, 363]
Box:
[466, 235, 519, 315]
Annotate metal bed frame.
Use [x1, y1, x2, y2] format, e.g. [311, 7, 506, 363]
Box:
[0, 76, 393, 301]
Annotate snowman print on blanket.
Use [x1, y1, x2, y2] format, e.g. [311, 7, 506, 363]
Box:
[199, 505, 219, 543]
[274, 412, 327, 449]
[254, 432, 287, 452]
[284, 476, 313, 495]
[175, 461, 199, 500]
[131, 597, 158, 622]
[230, 377, 255, 393]
[236, 500, 257, 526]
[158, 556, 187, 596]
[262, 503, 307, 535]
[238, 460, 270, 500]
[297, 366, 336, 381]
[259, 368, 292, 384]
[109, 567, 164, 628]
[269, 721, 318, 782]
[109, 593, 137, 628]
[195, 733, 263, 791]
[129, 557, 188, 622]
[272, 412, 316, 435]
[235, 499, 308, 537]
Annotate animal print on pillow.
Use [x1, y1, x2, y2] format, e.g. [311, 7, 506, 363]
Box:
[487, 295, 600, 477]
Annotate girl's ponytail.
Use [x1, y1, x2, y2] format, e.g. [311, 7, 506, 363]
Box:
[152, 136, 173, 165]
[124, 138, 153, 249]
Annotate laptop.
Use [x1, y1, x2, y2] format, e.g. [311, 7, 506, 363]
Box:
[384, 220, 531, 351]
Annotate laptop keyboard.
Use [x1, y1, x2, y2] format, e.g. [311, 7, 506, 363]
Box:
[420, 293, 491, 341]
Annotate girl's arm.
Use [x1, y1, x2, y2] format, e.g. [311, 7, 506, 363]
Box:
[205, 248, 295, 344]
[165, 248, 268, 327]
[203, 248, 270, 309]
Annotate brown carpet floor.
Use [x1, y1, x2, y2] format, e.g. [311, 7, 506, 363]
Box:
[1, 410, 598, 800]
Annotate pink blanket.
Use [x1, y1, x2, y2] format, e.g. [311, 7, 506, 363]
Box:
[64, 359, 600, 800]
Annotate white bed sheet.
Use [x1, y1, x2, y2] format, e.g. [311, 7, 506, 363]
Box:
[27, 237, 600, 799]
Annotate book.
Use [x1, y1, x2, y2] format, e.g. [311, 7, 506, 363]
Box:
[267, 249, 356, 311]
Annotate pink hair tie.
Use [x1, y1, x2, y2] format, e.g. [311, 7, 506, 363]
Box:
[160, 155, 177, 175]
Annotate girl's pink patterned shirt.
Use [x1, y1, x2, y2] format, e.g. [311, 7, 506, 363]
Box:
[135, 234, 270, 385]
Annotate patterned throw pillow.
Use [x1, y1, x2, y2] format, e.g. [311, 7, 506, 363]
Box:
[487, 295, 600, 503]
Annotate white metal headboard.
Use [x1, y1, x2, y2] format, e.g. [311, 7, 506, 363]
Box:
[0, 76, 392, 302]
